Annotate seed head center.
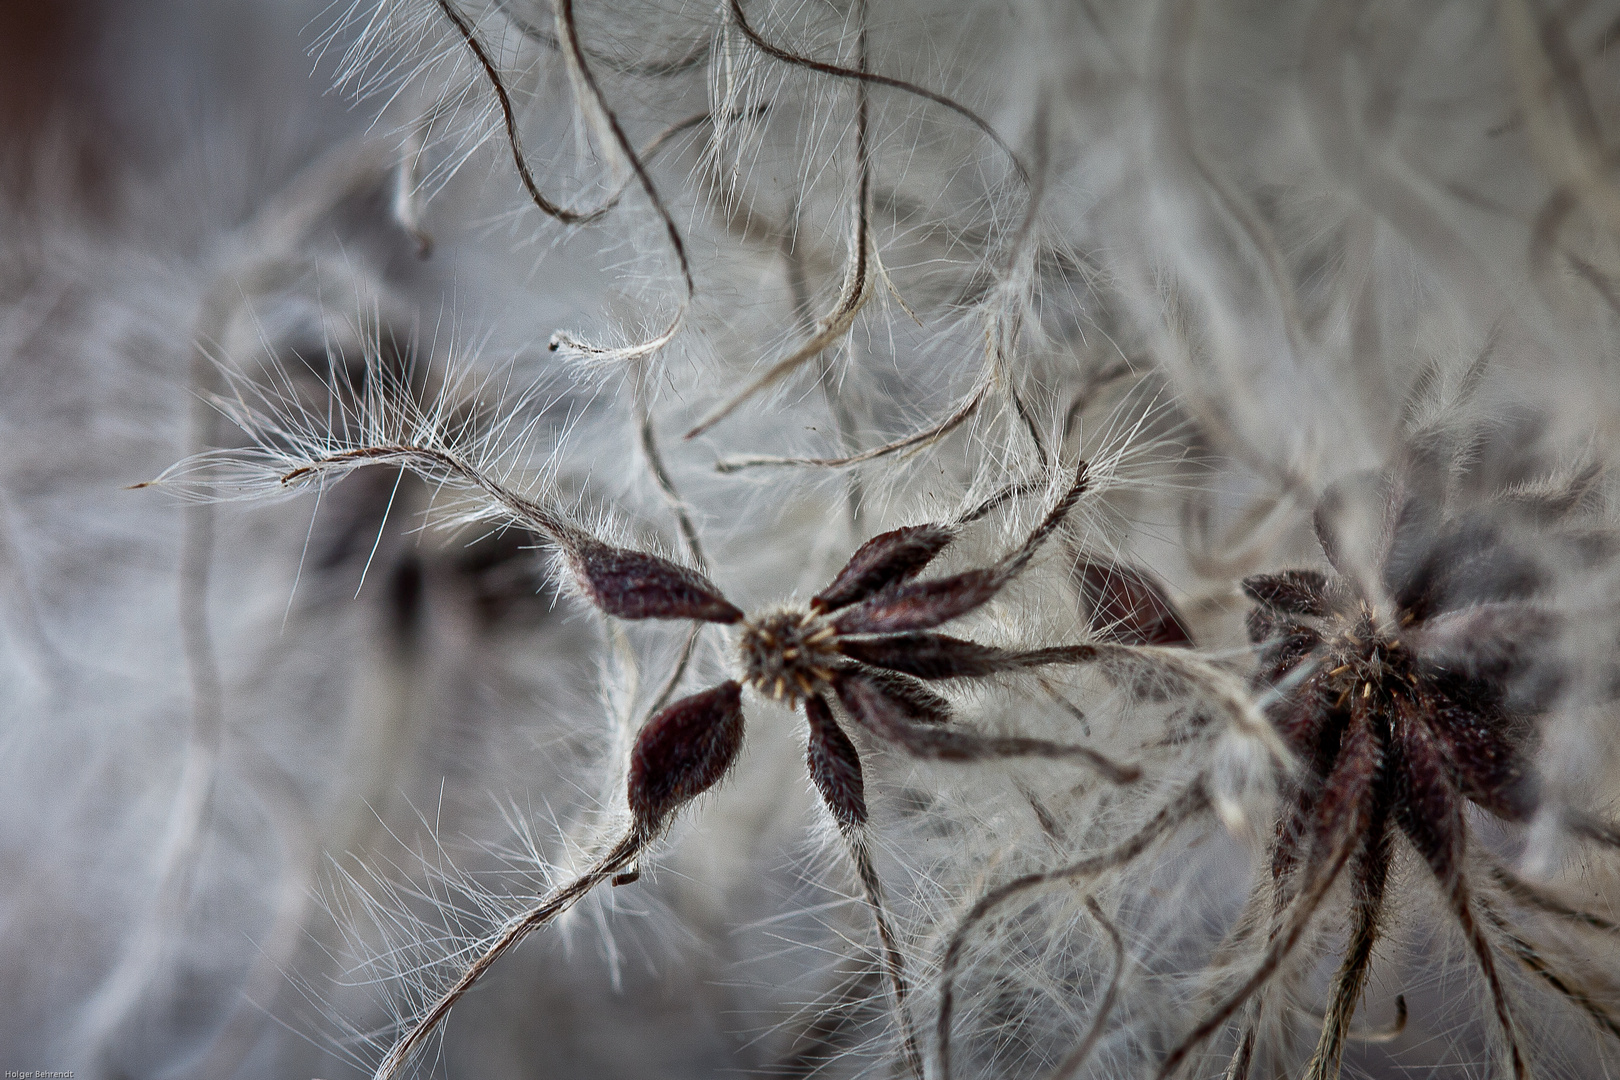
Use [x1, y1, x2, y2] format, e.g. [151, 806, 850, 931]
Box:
[738, 608, 840, 704]
[1326, 621, 1413, 703]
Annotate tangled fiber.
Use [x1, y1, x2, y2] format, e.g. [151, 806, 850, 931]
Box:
[8, 1, 1620, 1078]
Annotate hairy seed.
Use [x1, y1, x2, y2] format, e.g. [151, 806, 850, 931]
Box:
[832, 569, 1001, 635]
[1241, 569, 1333, 617]
[628, 681, 747, 833]
[812, 523, 956, 612]
[569, 541, 743, 623]
[805, 695, 867, 830]
[1077, 560, 1194, 647]
[838, 633, 1013, 679]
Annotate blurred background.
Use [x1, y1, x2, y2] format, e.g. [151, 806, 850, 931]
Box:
[7, 2, 1620, 1078]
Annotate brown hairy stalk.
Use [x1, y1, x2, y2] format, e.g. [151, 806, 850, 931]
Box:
[685, 0, 877, 440]
[490, 0, 710, 78]
[725, 0, 1028, 184]
[372, 833, 645, 1080]
[936, 784, 1211, 1080]
[545, 0, 693, 360]
[431, 0, 694, 359]
[1046, 896, 1126, 1080]
[712, 103, 1050, 470]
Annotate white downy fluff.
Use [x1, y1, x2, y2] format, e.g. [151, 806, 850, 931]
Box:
[6, 2, 1620, 1079]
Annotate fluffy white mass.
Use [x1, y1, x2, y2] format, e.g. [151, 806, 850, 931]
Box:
[5, 1, 1620, 1078]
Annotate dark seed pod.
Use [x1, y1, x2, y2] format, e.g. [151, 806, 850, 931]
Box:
[831, 668, 1140, 781]
[1241, 569, 1333, 617]
[831, 569, 1002, 635]
[862, 668, 952, 724]
[1389, 515, 1544, 622]
[842, 635, 1097, 680]
[628, 681, 747, 834]
[835, 668, 952, 728]
[1244, 605, 1285, 646]
[839, 633, 1007, 680]
[812, 523, 956, 612]
[834, 671, 915, 743]
[1076, 560, 1194, 647]
[1387, 702, 1460, 878]
[804, 695, 867, 831]
[1381, 493, 1447, 615]
[1427, 689, 1536, 821]
[1411, 603, 1558, 689]
[568, 540, 743, 623]
[1266, 670, 1342, 765]
[838, 633, 1013, 680]
[1252, 624, 1323, 687]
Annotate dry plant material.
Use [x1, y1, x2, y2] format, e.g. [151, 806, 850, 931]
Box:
[306, 455, 1159, 1079]
[1075, 558, 1194, 647]
[432, 0, 746, 231]
[686, 0, 1040, 447]
[1152, 467, 1572, 1080]
[684, 0, 879, 441]
[426, 0, 1049, 474]
[428, 0, 603, 227]
[147, 342, 1281, 1080]
[724, 0, 1028, 184]
[711, 102, 1051, 474]
[430, 0, 694, 362]
[936, 782, 1214, 1080]
[936, 445, 1620, 1080]
[1160, 473, 1569, 1080]
[541, 0, 693, 362]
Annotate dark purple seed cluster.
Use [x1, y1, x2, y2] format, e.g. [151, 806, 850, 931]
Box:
[736, 609, 840, 703]
[615, 463, 1115, 845]
[1148, 473, 1585, 1080]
